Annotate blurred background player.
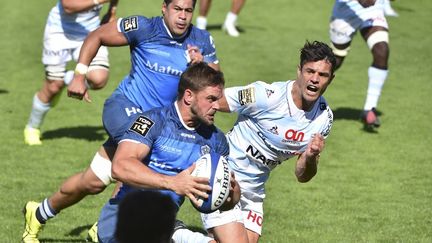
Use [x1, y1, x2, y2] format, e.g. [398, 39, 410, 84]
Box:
[195, 0, 246, 37]
[22, 0, 220, 242]
[23, 0, 118, 145]
[329, 0, 390, 130]
[114, 190, 177, 243]
[200, 40, 335, 242]
[383, 0, 398, 17]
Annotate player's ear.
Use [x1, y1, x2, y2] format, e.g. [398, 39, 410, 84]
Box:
[297, 65, 302, 76]
[184, 89, 194, 105]
[162, 3, 167, 16]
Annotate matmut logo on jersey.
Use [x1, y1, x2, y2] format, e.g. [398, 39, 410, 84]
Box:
[145, 60, 183, 76]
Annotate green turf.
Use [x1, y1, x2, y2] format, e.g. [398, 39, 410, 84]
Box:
[1, 0, 431, 242]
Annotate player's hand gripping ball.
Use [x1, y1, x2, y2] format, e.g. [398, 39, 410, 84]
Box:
[191, 153, 231, 213]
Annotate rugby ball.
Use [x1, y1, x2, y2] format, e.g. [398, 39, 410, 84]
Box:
[190, 152, 231, 213]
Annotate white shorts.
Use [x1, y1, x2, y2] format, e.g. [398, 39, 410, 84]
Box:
[201, 189, 265, 235]
[42, 23, 109, 70]
[330, 0, 388, 44]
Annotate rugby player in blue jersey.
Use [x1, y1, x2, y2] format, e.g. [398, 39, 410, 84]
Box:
[22, 0, 222, 242]
[98, 62, 243, 242]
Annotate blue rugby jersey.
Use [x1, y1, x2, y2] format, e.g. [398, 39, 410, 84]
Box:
[115, 16, 218, 111]
[115, 103, 228, 208]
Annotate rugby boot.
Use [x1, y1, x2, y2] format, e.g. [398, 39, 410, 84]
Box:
[87, 222, 99, 242]
[361, 108, 381, 129]
[222, 21, 240, 37]
[24, 127, 42, 146]
[22, 201, 44, 243]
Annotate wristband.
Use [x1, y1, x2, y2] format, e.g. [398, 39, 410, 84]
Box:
[93, 0, 100, 5]
[75, 63, 89, 75]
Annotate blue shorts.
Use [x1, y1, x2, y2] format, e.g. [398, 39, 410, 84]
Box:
[98, 199, 119, 243]
[102, 91, 143, 147]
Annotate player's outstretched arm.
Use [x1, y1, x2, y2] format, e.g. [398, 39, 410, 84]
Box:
[295, 133, 324, 183]
[67, 20, 127, 101]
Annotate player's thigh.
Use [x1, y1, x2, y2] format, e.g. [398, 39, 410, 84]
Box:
[202, 203, 244, 233]
[246, 229, 260, 243]
[330, 1, 363, 45]
[240, 193, 264, 237]
[42, 29, 78, 70]
[211, 221, 249, 243]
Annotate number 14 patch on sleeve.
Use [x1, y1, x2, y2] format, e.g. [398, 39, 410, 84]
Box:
[123, 16, 138, 32]
[129, 116, 154, 137]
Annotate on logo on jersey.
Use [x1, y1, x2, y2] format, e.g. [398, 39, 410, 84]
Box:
[238, 87, 256, 105]
[123, 16, 138, 32]
[129, 116, 154, 137]
[285, 129, 304, 142]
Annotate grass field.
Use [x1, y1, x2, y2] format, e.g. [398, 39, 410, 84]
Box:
[1, 0, 432, 242]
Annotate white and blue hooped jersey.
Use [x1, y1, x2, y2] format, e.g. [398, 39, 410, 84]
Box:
[115, 103, 228, 208]
[46, 1, 102, 39]
[115, 16, 219, 111]
[224, 81, 333, 195]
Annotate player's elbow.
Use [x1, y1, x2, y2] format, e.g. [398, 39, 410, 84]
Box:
[61, 4, 81, 14]
[111, 160, 124, 182]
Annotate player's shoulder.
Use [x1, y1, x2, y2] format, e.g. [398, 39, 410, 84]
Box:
[315, 96, 333, 121]
[188, 26, 214, 43]
[142, 105, 171, 122]
[251, 80, 289, 100]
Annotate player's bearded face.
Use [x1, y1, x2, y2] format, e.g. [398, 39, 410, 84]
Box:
[191, 85, 223, 126]
[296, 60, 334, 107]
[163, 0, 194, 36]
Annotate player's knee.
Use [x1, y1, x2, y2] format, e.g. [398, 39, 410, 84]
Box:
[86, 59, 110, 90]
[43, 79, 64, 97]
[83, 179, 107, 194]
[330, 42, 350, 58]
[367, 30, 389, 52]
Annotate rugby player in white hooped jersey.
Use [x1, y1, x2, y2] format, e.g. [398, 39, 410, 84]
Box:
[329, 0, 390, 130]
[24, 0, 118, 145]
[198, 41, 336, 243]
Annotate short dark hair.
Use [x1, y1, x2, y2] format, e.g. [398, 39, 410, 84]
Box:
[115, 190, 177, 243]
[300, 41, 337, 75]
[177, 62, 225, 99]
[164, 0, 197, 9]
